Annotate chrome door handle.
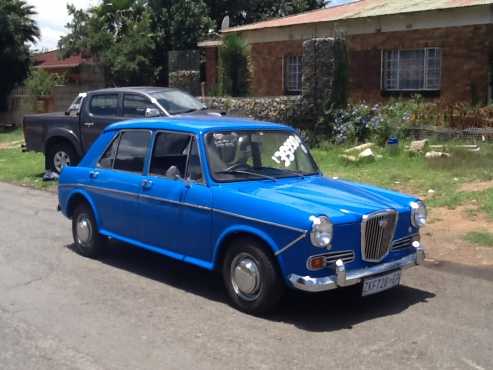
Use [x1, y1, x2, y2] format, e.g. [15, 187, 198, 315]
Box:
[89, 170, 100, 179]
[83, 122, 95, 127]
[142, 179, 153, 190]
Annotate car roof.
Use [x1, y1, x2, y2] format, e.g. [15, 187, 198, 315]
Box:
[104, 116, 294, 134]
[89, 86, 178, 95]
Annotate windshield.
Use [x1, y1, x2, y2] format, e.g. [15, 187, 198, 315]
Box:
[205, 130, 319, 182]
[150, 90, 205, 115]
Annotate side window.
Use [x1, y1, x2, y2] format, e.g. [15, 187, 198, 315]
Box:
[97, 133, 120, 169]
[113, 131, 150, 173]
[123, 94, 155, 117]
[89, 94, 119, 116]
[185, 138, 203, 182]
[150, 132, 192, 179]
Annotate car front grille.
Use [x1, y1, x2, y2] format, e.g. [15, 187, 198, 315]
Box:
[361, 210, 398, 262]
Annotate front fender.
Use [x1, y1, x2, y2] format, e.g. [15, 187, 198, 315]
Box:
[212, 225, 289, 275]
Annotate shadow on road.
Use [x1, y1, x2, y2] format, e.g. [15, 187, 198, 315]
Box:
[67, 241, 435, 332]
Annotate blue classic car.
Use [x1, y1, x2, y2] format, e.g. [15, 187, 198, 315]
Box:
[58, 117, 426, 314]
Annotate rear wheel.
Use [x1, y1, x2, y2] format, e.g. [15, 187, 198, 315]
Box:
[223, 238, 284, 315]
[72, 203, 105, 258]
[47, 142, 79, 173]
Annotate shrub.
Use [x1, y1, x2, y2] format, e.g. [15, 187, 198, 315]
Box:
[217, 34, 250, 97]
[25, 69, 65, 97]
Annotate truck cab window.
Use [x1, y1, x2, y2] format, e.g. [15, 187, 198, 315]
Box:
[123, 94, 156, 117]
[89, 94, 119, 116]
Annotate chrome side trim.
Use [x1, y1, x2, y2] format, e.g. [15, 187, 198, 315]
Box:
[213, 208, 307, 234]
[275, 233, 307, 256]
[289, 244, 425, 293]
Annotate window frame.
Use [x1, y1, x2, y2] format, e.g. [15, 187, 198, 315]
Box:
[283, 55, 303, 95]
[88, 93, 120, 117]
[381, 47, 442, 92]
[147, 130, 206, 185]
[96, 129, 152, 175]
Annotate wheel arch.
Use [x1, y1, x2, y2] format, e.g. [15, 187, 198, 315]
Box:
[212, 226, 285, 274]
[44, 130, 82, 157]
[65, 190, 101, 228]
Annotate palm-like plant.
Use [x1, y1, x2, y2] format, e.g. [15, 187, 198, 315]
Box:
[0, 0, 40, 111]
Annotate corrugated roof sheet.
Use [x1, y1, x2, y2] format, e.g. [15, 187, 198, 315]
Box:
[224, 0, 493, 33]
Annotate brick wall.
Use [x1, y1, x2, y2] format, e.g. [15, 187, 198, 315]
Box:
[348, 24, 493, 104]
[250, 40, 303, 96]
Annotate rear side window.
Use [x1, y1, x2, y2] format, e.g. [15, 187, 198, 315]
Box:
[98, 133, 120, 169]
[123, 94, 155, 117]
[113, 131, 151, 173]
[89, 94, 119, 116]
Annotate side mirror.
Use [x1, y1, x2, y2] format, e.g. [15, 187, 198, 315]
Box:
[165, 165, 181, 179]
[145, 107, 161, 118]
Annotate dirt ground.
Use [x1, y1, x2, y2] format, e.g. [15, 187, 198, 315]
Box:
[423, 206, 493, 267]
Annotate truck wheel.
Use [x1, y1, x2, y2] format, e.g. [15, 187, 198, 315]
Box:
[72, 203, 105, 258]
[223, 238, 284, 315]
[48, 142, 78, 173]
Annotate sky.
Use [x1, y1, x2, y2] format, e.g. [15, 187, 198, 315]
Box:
[28, 0, 353, 51]
[27, 0, 98, 51]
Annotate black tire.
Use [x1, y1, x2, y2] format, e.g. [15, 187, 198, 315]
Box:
[223, 238, 285, 315]
[72, 203, 105, 258]
[47, 142, 79, 174]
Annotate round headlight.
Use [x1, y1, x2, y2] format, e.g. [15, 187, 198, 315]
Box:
[410, 201, 427, 228]
[310, 216, 333, 248]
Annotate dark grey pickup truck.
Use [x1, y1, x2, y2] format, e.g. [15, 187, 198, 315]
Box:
[23, 87, 221, 173]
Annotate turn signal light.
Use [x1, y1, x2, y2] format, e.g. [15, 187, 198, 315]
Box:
[309, 256, 326, 270]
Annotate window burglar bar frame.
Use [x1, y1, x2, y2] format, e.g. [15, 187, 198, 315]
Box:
[382, 48, 441, 91]
[284, 55, 303, 94]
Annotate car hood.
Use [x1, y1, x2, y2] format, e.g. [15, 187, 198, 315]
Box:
[227, 176, 415, 223]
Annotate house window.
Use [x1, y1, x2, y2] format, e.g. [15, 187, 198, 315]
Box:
[382, 48, 441, 91]
[284, 56, 303, 94]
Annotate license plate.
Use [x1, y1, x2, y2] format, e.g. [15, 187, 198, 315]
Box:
[362, 270, 401, 296]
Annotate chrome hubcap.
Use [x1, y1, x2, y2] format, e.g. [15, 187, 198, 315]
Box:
[231, 253, 261, 301]
[54, 151, 71, 172]
[76, 214, 92, 246]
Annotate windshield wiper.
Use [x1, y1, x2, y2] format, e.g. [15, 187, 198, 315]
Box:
[174, 108, 197, 115]
[260, 166, 305, 178]
[216, 169, 277, 181]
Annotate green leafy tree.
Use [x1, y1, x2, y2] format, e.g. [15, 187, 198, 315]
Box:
[59, 0, 214, 86]
[204, 0, 326, 30]
[25, 69, 65, 97]
[0, 0, 39, 111]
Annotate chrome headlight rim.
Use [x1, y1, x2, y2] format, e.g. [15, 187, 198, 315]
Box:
[410, 201, 427, 228]
[309, 215, 333, 248]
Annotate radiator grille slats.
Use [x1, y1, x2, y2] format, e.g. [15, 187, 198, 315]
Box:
[361, 210, 397, 262]
[392, 234, 418, 250]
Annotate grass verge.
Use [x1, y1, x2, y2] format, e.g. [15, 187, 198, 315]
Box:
[464, 231, 493, 247]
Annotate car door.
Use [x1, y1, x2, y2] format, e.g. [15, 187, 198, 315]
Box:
[89, 129, 152, 241]
[139, 131, 212, 261]
[81, 93, 122, 151]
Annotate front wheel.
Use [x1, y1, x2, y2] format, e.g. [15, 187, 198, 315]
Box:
[223, 239, 284, 315]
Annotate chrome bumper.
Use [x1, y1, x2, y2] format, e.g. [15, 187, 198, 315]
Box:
[288, 244, 425, 293]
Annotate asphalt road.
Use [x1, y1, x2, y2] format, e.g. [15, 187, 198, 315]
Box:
[0, 182, 492, 370]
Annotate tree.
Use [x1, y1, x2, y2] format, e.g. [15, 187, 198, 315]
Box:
[204, 0, 326, 30]
[59, 0, 214, 86]
[0, 0, 39, 111]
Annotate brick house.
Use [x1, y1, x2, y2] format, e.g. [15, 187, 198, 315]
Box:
[200, 0, 493, 104]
